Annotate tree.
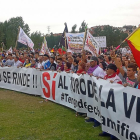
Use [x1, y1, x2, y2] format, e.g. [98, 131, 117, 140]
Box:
[1, 17, 30, 49]
[71, 24, 77, 33]
[0, 22, 5, 44]
[79, 21, 88, 33]
[30, 31, 43, 49]
[92, 25, 128, 47]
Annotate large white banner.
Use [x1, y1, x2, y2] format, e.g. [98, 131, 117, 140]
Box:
[66, 32, 85, 53]
[94, 36, 106, 48]
[0, 67, 41, 95]
[0, 68, 140, 140]
[18, 27, 34, 49]
[41, 71, 140, 140]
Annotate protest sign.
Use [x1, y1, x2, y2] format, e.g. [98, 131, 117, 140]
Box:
[94, 36, 106, 48]
[66, 32, 85, 53]
[85, 30, 100, 55]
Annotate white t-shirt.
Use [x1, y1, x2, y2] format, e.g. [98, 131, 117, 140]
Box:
[93, 66, 106, 78]
[13, 60, 22, 67]
[37, 62, 43, 69]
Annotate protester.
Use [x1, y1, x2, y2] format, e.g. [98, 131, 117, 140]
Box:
[49, 56, 56, 71]
[24, 58, 31, 68]
[88, 56, 105, 78]
[76, 61, 86, 74]
[13, 56, 22, 67]
[43, 54, 51, 70]
[115, 57, 138, 87]
[56, 58, 64, 71]
[4, 54, 14, 67]
[99, 63, 122, 140]
[72, 59, 79, 73]
[30, 58, 36, 68]
[64, 62, 71, 73]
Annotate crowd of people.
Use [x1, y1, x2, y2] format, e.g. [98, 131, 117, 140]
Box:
[0, 46, 139, 140]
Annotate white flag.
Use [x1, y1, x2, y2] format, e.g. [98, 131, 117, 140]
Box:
[18, 27, 34, 49]
[39, 43, 46, 55]
[43, 37, 51, 55]
[85, 30, 100, 55]
[7, 47, 13, 54]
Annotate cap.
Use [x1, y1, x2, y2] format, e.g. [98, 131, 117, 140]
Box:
[89, 56, 98, 62]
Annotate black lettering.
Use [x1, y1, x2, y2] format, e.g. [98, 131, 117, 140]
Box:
[87, 80, 93, 98]
[80, 79, 86, 95]
[58, 75, 63, 89]
[130, 132, 137, 140]
[3, 71, 7, 83]
[75, 78, 80, 94]
[94, 107, 97, 115]
[78, 99, 83, 108]
[107, 118, 117, 131]
[27, 74, 30, 87]
[7, 72, 11, 84]
[101, 116, 106, 125]
[13, 72, 17, 84]
[106, 89, 116, 112]
[88, 105, 93, 113]
[123, 92, 136, 118]
[65, 93, 68, 102]
[68, 97, 71, 103]
[64, 76, 68, 90]
[136, 97, 140, 123]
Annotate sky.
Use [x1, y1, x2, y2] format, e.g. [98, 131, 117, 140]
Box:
[0, 0, 140, 34]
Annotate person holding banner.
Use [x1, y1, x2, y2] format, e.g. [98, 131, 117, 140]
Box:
[72, 59, 79, 73]
[88, 56, 105, 79]
[49, 56, 56, 71]
[24, 58, 31, 68]
[13, 56, 22, 67]
[43, 54, 51, 70]
[64, 62, 71, 73]
[99, 63, 122, 140]
[76, 61, 86, 75]
[86, 56, 105, 127]
[56, 58, 64, 71]
[4, 54, 14, 67]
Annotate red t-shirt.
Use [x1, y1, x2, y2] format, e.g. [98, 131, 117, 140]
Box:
[19, 58, 25, 64]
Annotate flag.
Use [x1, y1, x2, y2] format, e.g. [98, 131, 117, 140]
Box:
[85, 30, 100, 55]
[7, 47, 13, 55]
[18, 27, 34, 49]
[125, 27, 140, 68]
[62, 46, 66, 52]
[51, 48, 54, 53]
[57, 48, 66, 55]
[44, 37, 51, 55]
[60, 23, 68, 48]
[39, 43, 46, 55]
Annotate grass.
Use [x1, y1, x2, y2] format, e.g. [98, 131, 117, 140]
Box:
[0, 88, 109, 140]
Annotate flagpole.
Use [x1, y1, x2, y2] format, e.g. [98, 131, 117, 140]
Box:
[83, 27, 88, 50]
[15, 26, 20, 49]
[65, 32, 67, 51]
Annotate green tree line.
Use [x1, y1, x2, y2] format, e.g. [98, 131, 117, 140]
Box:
[0, 17, 129, 49]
